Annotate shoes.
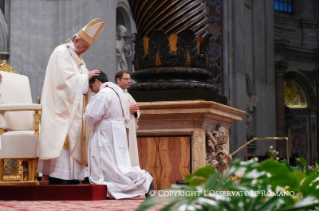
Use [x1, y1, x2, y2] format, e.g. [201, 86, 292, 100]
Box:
[145, 181, 155, 198]
[145, 173, 155, 198]
[49, 176, 80, 185]
[81, 177, 90, 184]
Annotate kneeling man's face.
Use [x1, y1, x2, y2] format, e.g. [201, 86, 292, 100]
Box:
[89, 80, 100, 93]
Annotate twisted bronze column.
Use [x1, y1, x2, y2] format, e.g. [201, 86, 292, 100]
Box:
[128, 0, 223, 102]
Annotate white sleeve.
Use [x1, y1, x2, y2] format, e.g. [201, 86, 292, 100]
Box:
[84, 92, 109, 126]
[82, 75, 89, 94]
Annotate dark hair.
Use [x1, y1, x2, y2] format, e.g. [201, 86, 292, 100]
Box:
[115, 69, 130, 81]
[89, 70, 108, 84]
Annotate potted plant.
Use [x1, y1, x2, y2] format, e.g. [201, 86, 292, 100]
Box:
[137, 157, 319, 211]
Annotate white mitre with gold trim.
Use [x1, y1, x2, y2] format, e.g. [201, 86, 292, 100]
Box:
[78, 18, 105, 45]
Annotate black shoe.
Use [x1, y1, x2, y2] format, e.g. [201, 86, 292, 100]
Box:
[145, 181, 155, 198]
[49, 176, 63, 185]
[49, 176, 79, 185]
[81, 177, 90, 184]
[68, 179, 80, 185]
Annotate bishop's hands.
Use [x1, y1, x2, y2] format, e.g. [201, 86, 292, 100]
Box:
[130, 103, 140, 114]
[88, 70, 100, 80]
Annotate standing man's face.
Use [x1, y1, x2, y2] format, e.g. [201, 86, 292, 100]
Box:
[117, 73, 131, 90]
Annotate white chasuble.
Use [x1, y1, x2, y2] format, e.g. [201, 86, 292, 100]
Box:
[84, 82, 153, 199]
[37, 42, 92, 180]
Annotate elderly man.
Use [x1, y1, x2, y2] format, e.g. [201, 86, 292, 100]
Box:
[38, 18, 104, 185]
[115, 70, 140, 167]
[84, 71, 153, 199]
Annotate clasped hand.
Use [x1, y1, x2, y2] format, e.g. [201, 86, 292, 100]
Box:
[130, 103, 140, 114]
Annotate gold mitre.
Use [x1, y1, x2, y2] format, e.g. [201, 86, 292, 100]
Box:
[78, 18, 105, 45]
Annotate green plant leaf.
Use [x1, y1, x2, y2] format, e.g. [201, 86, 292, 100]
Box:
[158, 202, 176, 211]
[296, 157, 309, 175]
[293, 170, 306, 184]
[204, 171, 223, 190]
[186, 165, 214, 186]
[258, 196, 293, 211]
[136, 194, 178, 211]
[279, 196, 319, 211]
[314, 162, 319, 174]
[299, 174, 319, 197]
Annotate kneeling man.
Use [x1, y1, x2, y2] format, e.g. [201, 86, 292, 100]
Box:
[84, 71, 153, 199]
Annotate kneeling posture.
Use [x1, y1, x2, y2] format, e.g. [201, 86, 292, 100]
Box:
[84, 71, 153, 199]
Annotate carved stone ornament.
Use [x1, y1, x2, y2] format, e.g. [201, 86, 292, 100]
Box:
[275, 60, 288, 76]
[206, 124, 232, 172]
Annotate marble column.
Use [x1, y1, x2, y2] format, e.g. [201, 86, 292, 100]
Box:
[313, 68, 319, 162]
[275, 60, 288, 158]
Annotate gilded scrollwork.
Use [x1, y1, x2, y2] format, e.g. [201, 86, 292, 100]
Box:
[206, 124, 232, 172]
[0, 60, 19, 74]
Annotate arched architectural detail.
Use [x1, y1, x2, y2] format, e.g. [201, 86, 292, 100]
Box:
[116, 0, 136, 35]
[284, 70, 317, 165]
[116, 0, 136, 73]
[284, 79, 307, 108]
[285, 70, 316, 109]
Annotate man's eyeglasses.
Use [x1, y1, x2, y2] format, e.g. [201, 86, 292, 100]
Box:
[121, 78, 131, 81]
[80, 38, 90, 50]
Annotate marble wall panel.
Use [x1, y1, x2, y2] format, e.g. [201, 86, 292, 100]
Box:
[9, 0, 117, 102]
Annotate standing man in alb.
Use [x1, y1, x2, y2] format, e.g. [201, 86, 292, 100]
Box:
[37, 19, 104, 185]
[116, 70, 140, 167]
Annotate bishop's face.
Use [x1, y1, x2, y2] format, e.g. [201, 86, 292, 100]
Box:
[73, 37, 91, 55]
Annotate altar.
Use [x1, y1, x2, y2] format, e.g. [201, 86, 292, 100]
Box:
[136, 100, 245, 190]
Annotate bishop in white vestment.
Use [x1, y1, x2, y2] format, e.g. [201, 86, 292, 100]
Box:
[84, 72, 153, 199]
[37, 19, 104, 183]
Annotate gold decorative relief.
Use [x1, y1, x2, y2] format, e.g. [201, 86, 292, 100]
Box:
[206, 124, 232, 172]
[4, 159, 23, 181]
[0, 60, 19, 74]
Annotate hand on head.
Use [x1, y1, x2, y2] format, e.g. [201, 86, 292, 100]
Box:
[88, 70, 100, 80]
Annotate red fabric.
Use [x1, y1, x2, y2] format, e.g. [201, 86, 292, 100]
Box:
[0, 184, 106, 200]
[22, 160, 28, 166]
